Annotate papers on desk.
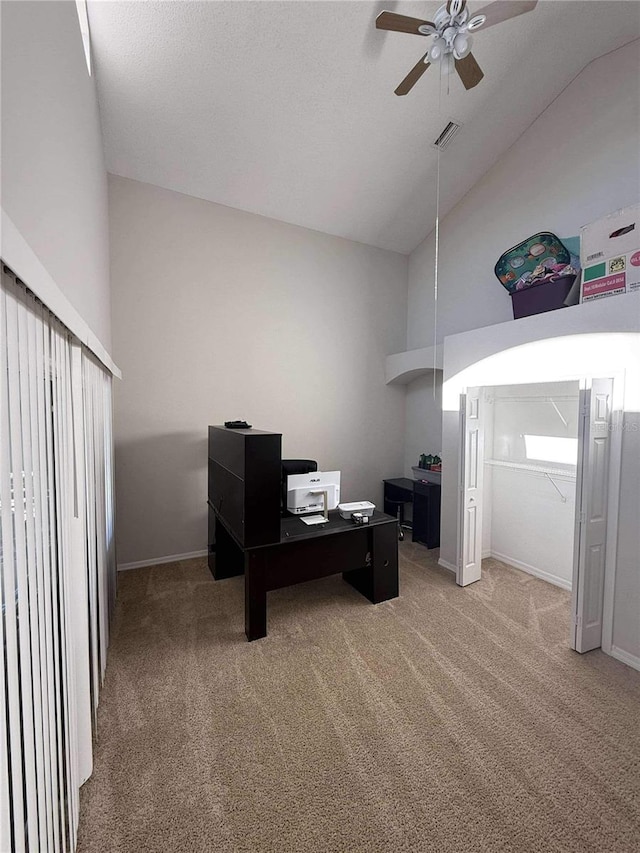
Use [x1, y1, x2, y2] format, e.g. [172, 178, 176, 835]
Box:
[300, 514, 329, 526]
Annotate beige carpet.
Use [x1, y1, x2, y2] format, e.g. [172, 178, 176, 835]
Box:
[77, 544, 640, 853]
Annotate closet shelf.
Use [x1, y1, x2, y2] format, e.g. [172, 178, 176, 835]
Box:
[485, 459, 577, 480]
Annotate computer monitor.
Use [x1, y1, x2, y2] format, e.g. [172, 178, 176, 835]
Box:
[286, 471, 341, 516]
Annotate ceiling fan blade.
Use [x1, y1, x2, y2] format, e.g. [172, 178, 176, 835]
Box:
[472, 1, 537, 31]
[376, 11, 436, 35]
[395, 54, 431, 96]
[363, 1, 401, 58]
[455, 52, 484, 90]
[447, 0, 467, 16]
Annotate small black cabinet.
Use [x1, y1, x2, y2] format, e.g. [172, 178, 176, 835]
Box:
[412, 481, 441, 549]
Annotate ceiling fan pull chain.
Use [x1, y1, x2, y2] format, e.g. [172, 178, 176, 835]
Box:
[433, 61, 443, 399]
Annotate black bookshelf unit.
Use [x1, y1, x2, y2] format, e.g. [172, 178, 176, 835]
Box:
[207, 425, 282, 577]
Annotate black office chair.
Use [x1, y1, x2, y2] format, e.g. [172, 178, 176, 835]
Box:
[281, 459, 318, 515]
[384, 498, 413, 541]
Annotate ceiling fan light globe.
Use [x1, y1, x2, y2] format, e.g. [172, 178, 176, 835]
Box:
[453, 33, 471, 58]
[467, 14, 486, 32]
[449, 0, 465, 18]
[443, 26, 457, 43]
[430, 37, 446, 61]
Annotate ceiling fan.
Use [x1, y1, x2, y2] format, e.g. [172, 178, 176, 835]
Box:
[376, 0, 538, 95]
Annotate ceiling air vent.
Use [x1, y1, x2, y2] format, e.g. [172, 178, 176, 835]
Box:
[433, 121, 461, 150]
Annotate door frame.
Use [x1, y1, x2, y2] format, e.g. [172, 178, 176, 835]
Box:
[457, 388, 484, 587]
[455, 373, 624, 654]
[599, 369, 625, 657]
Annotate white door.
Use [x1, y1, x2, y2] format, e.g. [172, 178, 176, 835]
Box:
[571, 377, 613, 652]
[457, 387, 484, 586]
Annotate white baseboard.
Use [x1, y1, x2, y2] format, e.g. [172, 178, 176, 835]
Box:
[489, 550, 571, 591]
[118, 549, 208, 572]
[607, 645, 640, 673]
[438, 558, 457, 574]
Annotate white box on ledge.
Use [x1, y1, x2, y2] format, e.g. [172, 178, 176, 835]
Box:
[580, 204, 640, 303]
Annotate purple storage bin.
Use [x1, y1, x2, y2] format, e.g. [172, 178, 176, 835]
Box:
[511, 275, 576, 320]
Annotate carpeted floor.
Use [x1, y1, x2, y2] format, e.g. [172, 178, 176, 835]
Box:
[76, 543, 640, 853]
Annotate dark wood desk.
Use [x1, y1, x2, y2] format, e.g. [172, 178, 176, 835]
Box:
[383, 477, 441, 549]
[383, 477, 415, 525]
[211, 511, 399, 641]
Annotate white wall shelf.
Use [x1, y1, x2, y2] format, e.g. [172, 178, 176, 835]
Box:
[385, 343, 443, 385]
[485, 458, 577, 480]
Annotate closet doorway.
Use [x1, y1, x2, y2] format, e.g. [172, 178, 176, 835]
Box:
[458, 377, 616, 654]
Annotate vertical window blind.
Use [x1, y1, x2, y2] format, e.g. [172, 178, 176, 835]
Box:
[1, 265, 116, 852]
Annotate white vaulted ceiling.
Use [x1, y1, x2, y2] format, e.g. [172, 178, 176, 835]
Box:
[88, 1, 640, 254]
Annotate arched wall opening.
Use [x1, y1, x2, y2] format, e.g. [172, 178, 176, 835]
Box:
[438, 329, 640, 670]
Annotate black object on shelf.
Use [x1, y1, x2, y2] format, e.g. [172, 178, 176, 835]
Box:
[224, 420, 252, 429]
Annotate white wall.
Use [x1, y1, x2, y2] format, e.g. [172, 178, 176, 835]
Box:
[404, 39, 639, 475]
[489, 466, 576, 588]
[404, 372, 443, 476]
[484, 382, 579, 590]
[407, 40, 640, 349]
[109, 175, 408, 566]
[1, 0, 112, 349]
